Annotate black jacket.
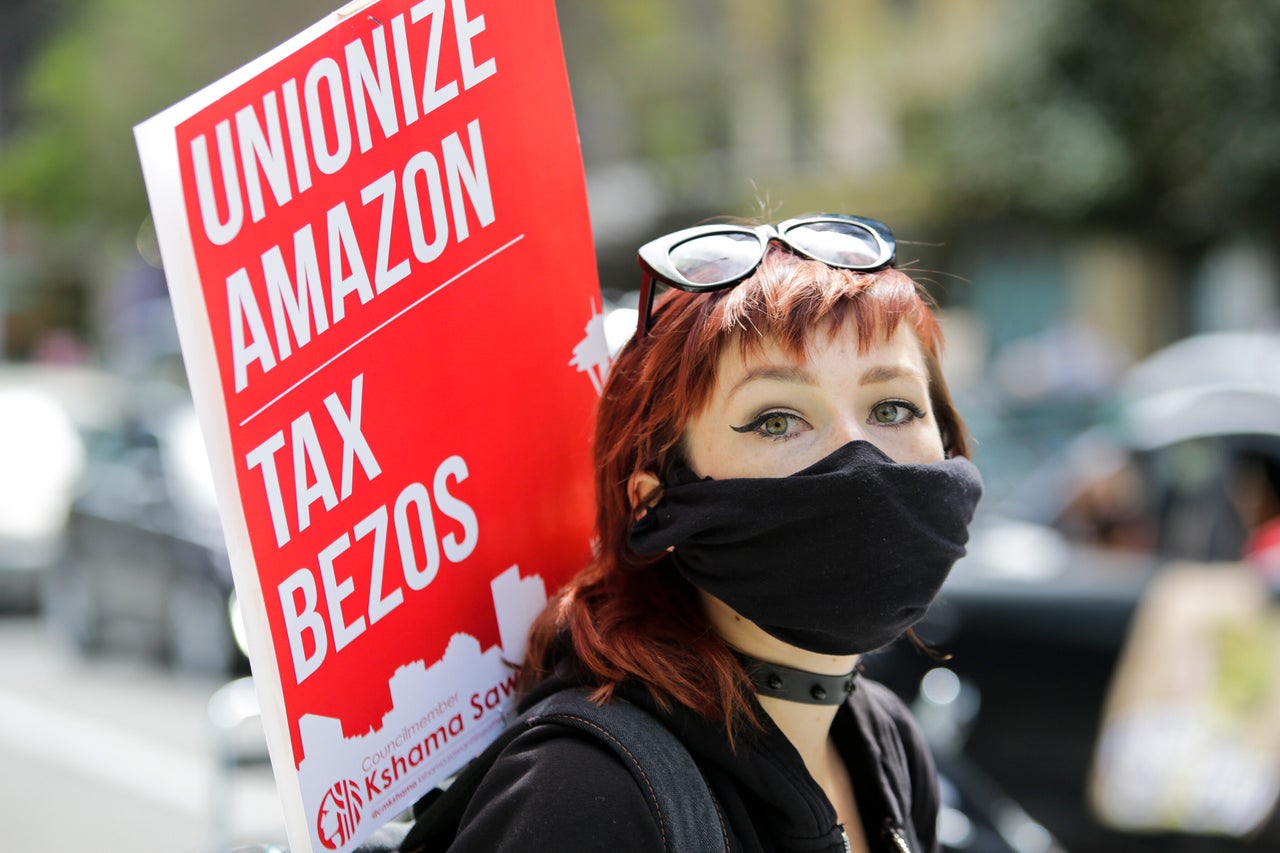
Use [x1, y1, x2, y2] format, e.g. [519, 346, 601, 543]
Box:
[446, 661, 941, 853]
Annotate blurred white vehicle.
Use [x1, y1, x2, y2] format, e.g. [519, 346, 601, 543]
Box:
[41, 381, 242, 675]
[0, 365, 124, 606]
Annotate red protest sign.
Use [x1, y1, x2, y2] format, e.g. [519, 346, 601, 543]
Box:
[135, 2, 602, 850]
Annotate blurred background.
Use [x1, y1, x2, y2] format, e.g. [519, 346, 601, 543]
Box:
[0, 1, 1278, 851]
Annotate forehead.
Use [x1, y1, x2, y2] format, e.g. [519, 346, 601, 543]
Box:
[712, 317, 926, 383]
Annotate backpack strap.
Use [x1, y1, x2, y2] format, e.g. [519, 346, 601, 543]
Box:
[527, 690, 730, 852]
[398, 687, 729, 853]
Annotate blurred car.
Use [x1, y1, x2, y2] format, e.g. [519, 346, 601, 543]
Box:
[0, 364, 125, 608]
[866, 331, 1280, 853]
[42, 381, 244, 675]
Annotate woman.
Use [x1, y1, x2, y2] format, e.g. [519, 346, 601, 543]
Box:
[449, 214, 983, 852]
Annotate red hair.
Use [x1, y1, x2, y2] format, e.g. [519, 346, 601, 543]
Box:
[520, 248, 972, 735]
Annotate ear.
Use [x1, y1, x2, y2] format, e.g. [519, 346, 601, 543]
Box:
[628, 470, 663, 521]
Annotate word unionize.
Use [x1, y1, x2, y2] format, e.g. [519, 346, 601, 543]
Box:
[187, 0, 500, 393]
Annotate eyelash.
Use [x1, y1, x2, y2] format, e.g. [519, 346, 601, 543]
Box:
[731, 411, 806, 441]
[872, 399, 927, 426]
[730, 400, 928, 440]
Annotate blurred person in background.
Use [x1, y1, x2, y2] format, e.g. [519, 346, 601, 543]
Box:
[1235, 452, 1280, 582]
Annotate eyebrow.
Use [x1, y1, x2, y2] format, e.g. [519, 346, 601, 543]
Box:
[726, 362, 928, 401]
[726, 366, 815, 400]
[859, 364, 927, 385]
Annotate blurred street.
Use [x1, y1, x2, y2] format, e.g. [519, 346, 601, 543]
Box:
[0, 614, 287, 853]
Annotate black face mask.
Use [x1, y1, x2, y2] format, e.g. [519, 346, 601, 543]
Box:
[628, 440, 983, 656]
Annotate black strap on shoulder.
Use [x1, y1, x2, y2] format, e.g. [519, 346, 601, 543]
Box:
[396, 717, 530, 852]
[397, 687, 729, 853]
[526, 690, 729, 852]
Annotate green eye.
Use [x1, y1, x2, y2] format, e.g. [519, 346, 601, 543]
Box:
[730, 411, 808, 439]
[762, 415, 790, 435]
[872, 400, 924, 425]
[872, 402, 902, 424]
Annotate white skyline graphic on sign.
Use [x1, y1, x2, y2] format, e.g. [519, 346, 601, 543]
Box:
[296, 565, 548, 853]
[569, 300, 610, 394]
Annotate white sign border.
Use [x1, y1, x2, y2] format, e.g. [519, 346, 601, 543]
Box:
[133, 4, 383, 849]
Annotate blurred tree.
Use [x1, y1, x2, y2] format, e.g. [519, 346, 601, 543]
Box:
[907, 0, 1280, 255]
[0, 0, 322, 233]
[9, 0, 1273, 335]
[0, 0, 64, 139]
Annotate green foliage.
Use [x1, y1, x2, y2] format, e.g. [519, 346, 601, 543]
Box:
[6, 0, 1278, 248]
[906, 0, 1280, 245]
[0, 0, 322, 232]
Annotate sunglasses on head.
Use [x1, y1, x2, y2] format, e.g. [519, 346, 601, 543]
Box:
[634, 214, 897, 337]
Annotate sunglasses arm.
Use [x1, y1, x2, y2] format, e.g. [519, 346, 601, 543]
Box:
[637, 269, 657, 337]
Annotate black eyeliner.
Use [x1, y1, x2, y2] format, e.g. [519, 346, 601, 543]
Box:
[731, 412, 782, 433]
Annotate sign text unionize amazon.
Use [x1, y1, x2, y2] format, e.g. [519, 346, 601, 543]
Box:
[136, 2, 603, 850]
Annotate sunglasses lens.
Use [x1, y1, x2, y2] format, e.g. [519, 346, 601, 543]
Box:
[786, 221, 884, 268]
[668, 232, 762, 285]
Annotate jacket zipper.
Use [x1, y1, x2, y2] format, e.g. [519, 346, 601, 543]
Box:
[839, 821, 912, 853]
[881, 819, 912, 853]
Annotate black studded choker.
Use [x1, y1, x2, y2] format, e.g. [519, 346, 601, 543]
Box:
[735, 652, 859, 706]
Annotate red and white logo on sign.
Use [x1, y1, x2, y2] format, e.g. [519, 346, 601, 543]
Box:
[317, 778, 364, 849]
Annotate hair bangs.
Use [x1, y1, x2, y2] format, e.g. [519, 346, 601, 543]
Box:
[676, 250, 942, 394]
